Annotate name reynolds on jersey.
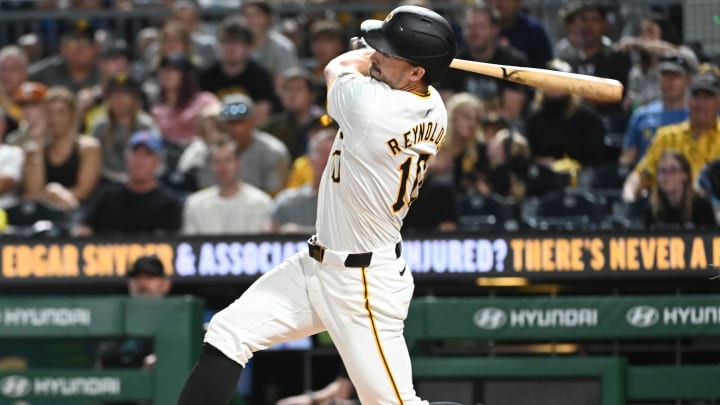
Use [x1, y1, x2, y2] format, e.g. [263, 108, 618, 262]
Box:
[386, 121, 446, 155]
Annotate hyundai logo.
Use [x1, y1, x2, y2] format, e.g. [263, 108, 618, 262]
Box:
[626, 305, 660, 328]
[473, 307, 507, 330]
[0, 375, 32, 398]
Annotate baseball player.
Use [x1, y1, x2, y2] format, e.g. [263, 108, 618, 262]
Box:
[178, 6, 460, 405]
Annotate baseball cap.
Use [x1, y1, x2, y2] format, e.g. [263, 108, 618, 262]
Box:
[689, 72, 720, 96]
[13, 81, 47, 105]
[62, 19, 97, 42]
[218, 16, 254, 44]
[105, 74, 140, 96]
[128, 130, 164, 153]
[219, 93, 255, 121]
[658, 52, 693, 75]
[127, 256, 166, 278]
[99, 38, 131, 59]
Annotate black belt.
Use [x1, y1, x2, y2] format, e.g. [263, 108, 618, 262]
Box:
[308, 242, 402, 268]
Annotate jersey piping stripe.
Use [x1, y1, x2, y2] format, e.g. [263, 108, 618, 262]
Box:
[361, 266, 404, 405]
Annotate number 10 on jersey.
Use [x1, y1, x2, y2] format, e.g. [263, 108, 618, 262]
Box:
[329, 150, 430, 212]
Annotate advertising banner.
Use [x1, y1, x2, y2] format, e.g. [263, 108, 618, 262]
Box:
[0, 369, 151, 401]
[0, 232, 717, 284]
[0, 297, 124, 337]
[414, 295, 720, 340]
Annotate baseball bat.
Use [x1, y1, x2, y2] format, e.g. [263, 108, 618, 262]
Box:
[449, 59, 624, 103]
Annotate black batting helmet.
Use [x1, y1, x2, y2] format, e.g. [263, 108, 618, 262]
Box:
[361, 5, 457, 83]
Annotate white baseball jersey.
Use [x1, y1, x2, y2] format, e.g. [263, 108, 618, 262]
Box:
[204, 66, 447, 405]
[317, 72, 447, 252]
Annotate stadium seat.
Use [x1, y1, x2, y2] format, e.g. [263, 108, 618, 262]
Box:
[457, 192, 520, 232]
[521, 189, 609, 231]
[525, 164, 570, 197]
[576, 163, 629, 203]
[606, 197, 649, 230]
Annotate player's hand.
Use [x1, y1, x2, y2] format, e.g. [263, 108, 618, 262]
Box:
[348, 36, 369, 50]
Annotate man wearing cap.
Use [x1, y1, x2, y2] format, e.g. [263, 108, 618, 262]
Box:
[619, 51, 693, 168]
[178, 5, 461, 405]
[199, 16, 277, 125]
[5, 81, 47, 147]
[438, 2, 529, 120]
[74, 130, 181, 236]
[80, 38, 137, 132]
[96, 255, 171, 405]
[623, 70, 720, 202]
[564, 3, 632, 131]
[29, 19, 101, 93]
[125, 255, 172, 298]
[219, 93, 290, 195]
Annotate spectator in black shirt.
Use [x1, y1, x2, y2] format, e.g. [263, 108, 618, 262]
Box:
[439, 2, 529, 122]
[73, 130, 181, 236]
[489, 0, 553, 68]
[525, 58, 609, 167]
[563, 3, 631, 132]
[402, 173, 459, 234]
[29, 19, 101, 94]
[199, 15, 277, 125]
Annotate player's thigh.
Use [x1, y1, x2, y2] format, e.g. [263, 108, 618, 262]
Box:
[314, 258, 421, 404]
[206, 252, 323, 360]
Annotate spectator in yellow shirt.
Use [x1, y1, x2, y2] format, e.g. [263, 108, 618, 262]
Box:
[623, 71, 720, 201]
[285, 114, 337, 189]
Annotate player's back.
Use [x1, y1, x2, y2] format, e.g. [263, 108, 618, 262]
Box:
[317, 73, 447, 252]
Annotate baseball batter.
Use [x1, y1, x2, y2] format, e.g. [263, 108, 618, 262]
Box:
[178, 6, 460, 405]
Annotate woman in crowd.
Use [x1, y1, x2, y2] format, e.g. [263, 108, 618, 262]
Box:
[431, 92, 487, 192]
[482, 128, 532, 203]
[173, 102, 224, 191]
[91, 74, 157, 184]
[151, 53, 218, 164]
[23, 86, 101, 211]
[645, 151, 716, 230]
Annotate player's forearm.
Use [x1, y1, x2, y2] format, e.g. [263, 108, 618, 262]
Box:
[324, 49, 374, 86]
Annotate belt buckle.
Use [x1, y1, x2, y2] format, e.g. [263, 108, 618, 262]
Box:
[310, 244, 326, 263]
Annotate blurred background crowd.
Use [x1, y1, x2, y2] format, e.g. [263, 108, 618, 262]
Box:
[0, 0, 719, 239]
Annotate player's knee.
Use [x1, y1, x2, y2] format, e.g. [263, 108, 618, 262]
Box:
[205, 314, 254, 366]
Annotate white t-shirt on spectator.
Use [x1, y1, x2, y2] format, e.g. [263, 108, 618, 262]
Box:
[181, 182, 273, 235]
[0, 145, 24, 209]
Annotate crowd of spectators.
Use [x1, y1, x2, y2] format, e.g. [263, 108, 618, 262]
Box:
[0, 0, 719, 239]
